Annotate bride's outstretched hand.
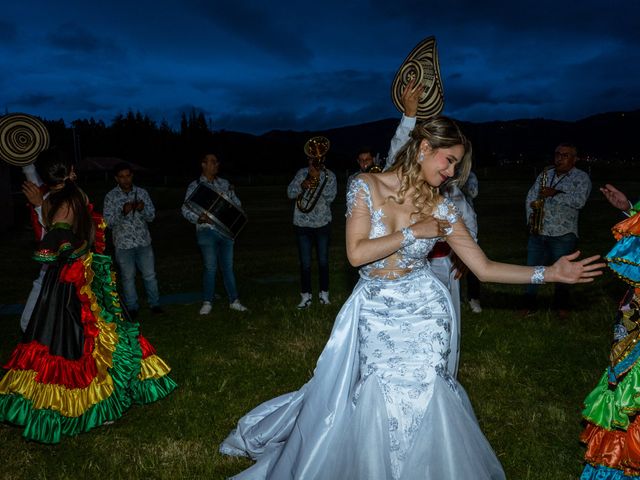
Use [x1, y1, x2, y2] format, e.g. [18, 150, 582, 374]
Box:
[547, 251, 606, 283]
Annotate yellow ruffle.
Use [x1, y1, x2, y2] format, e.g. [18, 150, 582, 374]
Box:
[81, 254, 119, 379]
[138, 355, 172, 381]
[0, 369, 114, 418]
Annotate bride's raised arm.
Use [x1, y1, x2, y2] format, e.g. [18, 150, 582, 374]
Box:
[445, 214, 604, 284]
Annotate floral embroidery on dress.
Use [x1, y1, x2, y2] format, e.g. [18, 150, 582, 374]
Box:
[348, 187, 464, 479]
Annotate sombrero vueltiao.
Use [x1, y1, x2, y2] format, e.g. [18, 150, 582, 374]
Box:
[0, 113, 50, 166]
[391, 36, 444, 120]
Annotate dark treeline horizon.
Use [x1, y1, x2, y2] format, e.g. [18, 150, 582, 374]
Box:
[23, 107, 640, 178]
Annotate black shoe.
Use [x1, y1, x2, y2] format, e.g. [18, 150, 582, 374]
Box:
[151, 306, 164, 315]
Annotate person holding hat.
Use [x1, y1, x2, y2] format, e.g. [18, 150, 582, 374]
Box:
[286, 138, 337, 309]
[385, 77, 479, 379]
[0, 113, 51, 332]
[221, 107, 603, 479]
[0, 149, 177, 443]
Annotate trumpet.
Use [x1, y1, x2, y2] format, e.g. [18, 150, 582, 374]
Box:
[296, 136, 330, 213]
[365, 164, 382, 173]
[528, 166, 552, 235]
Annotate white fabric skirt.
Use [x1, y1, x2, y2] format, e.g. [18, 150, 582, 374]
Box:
[220, 269, 504, 479]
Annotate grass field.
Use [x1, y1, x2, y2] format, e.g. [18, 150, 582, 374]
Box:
[0, 167, 637, 479]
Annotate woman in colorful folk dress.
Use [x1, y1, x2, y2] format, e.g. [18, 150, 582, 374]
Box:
[220, 116, 603, 479]
[0, 150, 177, 443]
[581, 187, 640, 479]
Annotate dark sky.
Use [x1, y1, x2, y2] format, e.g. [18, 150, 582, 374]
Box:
[2, 0, 639, 134]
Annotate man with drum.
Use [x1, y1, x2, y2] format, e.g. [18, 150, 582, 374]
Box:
[104, 162, 163, 317]
[287, 137, 337, 309]
[182, 153, 248, 315]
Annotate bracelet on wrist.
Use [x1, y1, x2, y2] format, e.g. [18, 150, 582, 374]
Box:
[400, 226, 416, 248]
[531, 266, 546, 284]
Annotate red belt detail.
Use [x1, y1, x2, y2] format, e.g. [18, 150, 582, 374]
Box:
[428, 241, 451, 259]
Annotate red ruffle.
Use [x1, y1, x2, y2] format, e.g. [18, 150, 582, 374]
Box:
[60, 259, 101, 340]
[1, 257, 105, 389]
[138, 335, 156, 359]
[3, 341, 98, 389]
[60, 260, 85, 284]
[582, 419, 640, 474]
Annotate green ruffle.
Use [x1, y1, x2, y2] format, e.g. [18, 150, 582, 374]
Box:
[0, 374, 176, 444]
[583, 366, 640, 430]
[0, 253, 177, 444]
[90, 253, 178, 404]
[0, 386, 131, 444]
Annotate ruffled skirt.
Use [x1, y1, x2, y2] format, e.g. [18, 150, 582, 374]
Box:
[0, 253, 177, 443]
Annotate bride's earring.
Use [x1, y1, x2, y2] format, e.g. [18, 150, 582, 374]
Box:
[418, 152, 425, 163]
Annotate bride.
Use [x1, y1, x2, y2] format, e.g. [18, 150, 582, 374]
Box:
[220, 116, 603, 479]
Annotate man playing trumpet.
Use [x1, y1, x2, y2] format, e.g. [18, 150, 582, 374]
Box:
[287, 137, 337, 309]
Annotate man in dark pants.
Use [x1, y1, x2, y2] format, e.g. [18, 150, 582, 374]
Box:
[524, 143, 592, 318]
[286, 138, 337, 309]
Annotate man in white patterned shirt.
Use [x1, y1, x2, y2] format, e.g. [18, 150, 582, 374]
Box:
[524, 143, 592, 317]
[287, 149, 337, 309]
[182, 153, 248, 315]
[103, 162, 162, 317]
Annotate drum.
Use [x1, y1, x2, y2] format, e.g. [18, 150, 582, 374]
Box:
[184, 183, 248, 239]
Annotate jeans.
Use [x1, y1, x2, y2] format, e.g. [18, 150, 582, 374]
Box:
[295, 223, 331, 294]
[115, 244, 160, 310]
[525, 233, 578, 309]
[197, 228, 238, 303]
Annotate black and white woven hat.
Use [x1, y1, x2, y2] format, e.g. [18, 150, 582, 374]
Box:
[391, 36, 444, 120]
[0, 113, 50, 166]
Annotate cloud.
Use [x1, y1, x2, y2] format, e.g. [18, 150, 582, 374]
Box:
[192, 1, 315, 65]
[2, 0, 638, 133]
[0, 20, 17, 43]
[12, 93, 56, 108]
[46, 22, 124, 59]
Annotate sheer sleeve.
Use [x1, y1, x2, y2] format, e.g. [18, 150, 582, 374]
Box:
[346, 177, 373, 219]
[445, 202, 549, 284]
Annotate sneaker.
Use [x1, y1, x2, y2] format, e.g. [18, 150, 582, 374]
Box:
[319, 291, 330, 305]
[297, 292, 312, 309]
[469, 299, 482, 314]
[199, 301, 212, 315]
[229, 300, 249, 312]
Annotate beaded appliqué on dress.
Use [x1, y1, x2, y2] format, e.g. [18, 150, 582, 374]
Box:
[346, 178, 459, 279]
[345, 178, 462, 478]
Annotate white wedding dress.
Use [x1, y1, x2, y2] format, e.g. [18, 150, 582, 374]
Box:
[220, 178, 505, 479]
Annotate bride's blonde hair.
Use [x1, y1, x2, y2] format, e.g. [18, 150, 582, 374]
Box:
[388, 116, 472, 219]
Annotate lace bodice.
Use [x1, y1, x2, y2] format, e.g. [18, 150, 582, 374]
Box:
[346, 178, 459, 279]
